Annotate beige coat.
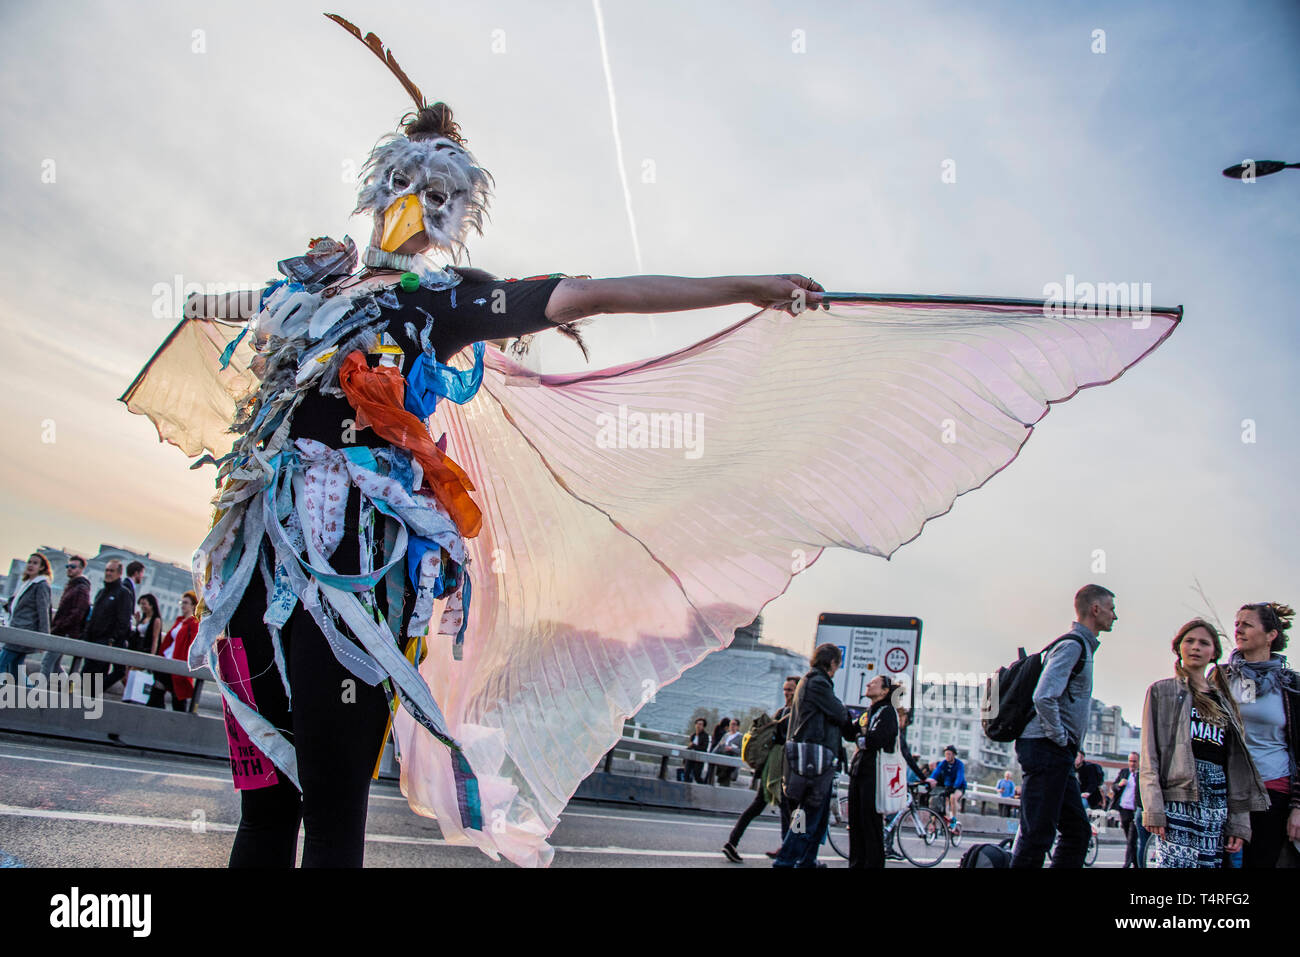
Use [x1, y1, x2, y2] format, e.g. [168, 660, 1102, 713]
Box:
[1139, 676, 1269, 841]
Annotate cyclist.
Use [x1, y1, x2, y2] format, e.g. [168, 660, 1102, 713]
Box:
[926, 745, 967, 823]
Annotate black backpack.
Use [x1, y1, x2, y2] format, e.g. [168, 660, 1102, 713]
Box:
[981, 634, 1086, 742]
[959, 843, 1012, 868]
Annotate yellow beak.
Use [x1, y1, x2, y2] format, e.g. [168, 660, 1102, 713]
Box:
[379, 194, 425, 252]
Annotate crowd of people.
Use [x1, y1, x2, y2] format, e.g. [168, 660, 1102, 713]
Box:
[5, 552, 1296, 871]
[699, 584, 1297, 870]
[0, 552, 200, 711]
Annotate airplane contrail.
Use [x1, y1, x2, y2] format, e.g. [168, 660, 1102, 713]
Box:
[591, 0, 644, 275]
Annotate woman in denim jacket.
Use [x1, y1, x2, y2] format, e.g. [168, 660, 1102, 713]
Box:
[1140, 618, 1268, 868]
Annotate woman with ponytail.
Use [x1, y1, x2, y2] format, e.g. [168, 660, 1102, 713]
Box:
[1222, 602, 1300, 867]
[1139, 619, 1268, 867]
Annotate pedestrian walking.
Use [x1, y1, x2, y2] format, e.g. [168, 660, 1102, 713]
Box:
[1140, 618, 1268, 868]
[1075, 749, 1105, 810]
[148, 592, 199, 712]
[79, 559, 133, 688]
[723, 676, 797, 862]
[683, 718, 709, 784]
[107, 593, 164, 693]
[712, 718, 743, 786]
[1112, 751, 1140, 867]
[124, 560, 146, 602]
[1011, 584, 1114, 868]
[772, 644, 850, 868]
[0, 553, 53, 682]
[1220, 601, 1299, 867]
[844, 674, 900, 868]
[41, 555, 90, 679]
[996, 771, 1017, 817]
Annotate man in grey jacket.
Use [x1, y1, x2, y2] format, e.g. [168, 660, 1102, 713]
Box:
[1011, 583, 1116, 868]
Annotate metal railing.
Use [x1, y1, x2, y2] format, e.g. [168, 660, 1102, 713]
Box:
[0, 625, 213, 714]
[0, 625, 216, 681]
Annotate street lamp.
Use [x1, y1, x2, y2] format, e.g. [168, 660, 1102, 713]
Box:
[1222, 159, 1299, 179]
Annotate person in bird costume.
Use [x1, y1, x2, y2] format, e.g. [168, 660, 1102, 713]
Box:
[122, 13, 1181, 867]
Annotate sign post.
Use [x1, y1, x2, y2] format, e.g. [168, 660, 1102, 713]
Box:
[814, 613, 923, 712]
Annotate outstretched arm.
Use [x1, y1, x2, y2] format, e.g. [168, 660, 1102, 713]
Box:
[545, 274, 825, 324]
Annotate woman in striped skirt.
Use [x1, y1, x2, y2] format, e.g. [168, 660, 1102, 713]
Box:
[1139, 619, 1269, 867]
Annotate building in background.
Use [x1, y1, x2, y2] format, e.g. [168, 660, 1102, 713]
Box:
[1084, 700, 1125, 759]
[631, 616, 807, 737]
[906, 678, 1013, 783]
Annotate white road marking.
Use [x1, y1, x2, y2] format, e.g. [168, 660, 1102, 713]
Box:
[0, 803, 237, 832]
[0, 747, 780, 832]
[0, 803, 823, 860]
[0, 751, 230, 785]
[559, 809, 780, 831]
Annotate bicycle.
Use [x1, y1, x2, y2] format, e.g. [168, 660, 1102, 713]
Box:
[827, 779, 950, 866]
[998, 810, 1100, 866]
[928, 785, 963, 847]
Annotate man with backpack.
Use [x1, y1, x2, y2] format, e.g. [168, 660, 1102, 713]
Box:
[1010, 584, 1116, 867]
[722, 675, 798, 863]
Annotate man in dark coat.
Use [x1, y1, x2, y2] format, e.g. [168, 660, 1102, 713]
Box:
[41, 555, 91, 678]
[772, 644, 851, 868]
[1075, 749, 1105, 810]
[79, 559, 133, 687]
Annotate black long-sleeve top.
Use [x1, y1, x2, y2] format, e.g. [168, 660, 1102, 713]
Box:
[845, 700, 899, 778]
[290, 274, 566, 448]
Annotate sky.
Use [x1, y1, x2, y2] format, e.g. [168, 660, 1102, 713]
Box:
[0, 0, 1297, 723]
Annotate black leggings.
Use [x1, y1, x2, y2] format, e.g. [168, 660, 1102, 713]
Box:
[1243, 788, 1298, 869]
[226, 503, 408, 868]
[848, 769, 885, 868]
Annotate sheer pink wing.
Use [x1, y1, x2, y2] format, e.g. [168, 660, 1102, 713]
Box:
[394, 299, 1179, 866]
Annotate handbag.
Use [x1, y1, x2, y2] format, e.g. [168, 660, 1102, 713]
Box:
[783, 740, 836, 808]
[875, 731, 907, 814]
[121, 670, 153, 705]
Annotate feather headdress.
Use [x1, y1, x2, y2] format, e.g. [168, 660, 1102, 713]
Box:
[327, 13, 492, 264]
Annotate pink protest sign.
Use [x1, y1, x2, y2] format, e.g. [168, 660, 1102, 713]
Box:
[217, 635, 280, 790]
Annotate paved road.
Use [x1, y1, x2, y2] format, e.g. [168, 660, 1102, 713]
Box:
[0, 734, 1127, 868]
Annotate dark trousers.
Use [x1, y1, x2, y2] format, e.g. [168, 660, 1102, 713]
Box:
[772, 777, 833, 868]
[1011, 737, 1090, 868]
[146, 674, 188, 712]
[225, 528, 397, 868]
[1118, 808, 1136, 867]
[847, 769, 885, 868]
[683, 758, 705, 783]
[77, 637, 118, 684]
[728, 780, 770, 847]
[1243, 788, 1298, 868]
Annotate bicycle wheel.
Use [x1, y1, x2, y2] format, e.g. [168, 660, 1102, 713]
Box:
[1142, 834, 1160, 868]
[826, 793, 851, 860]
[1085, 833, 1099, 867]
[950, 821, 963, 847]
[896, 807, 949, 867]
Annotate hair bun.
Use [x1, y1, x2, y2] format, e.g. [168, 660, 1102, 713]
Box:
[1270, 603, 1295, 632]
[403, 102, 465, 145]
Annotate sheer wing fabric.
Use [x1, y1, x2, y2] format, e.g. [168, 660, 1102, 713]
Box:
[395, 300, 1178, 866]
